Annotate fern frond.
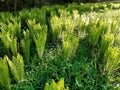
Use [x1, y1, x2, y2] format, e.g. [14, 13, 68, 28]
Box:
[44, 78, 68, 90]
[10, 37, 17, 56]
[27, 19, 47, 59]
[0, 56, 11, 90]
[104, 46, 120, 74]
[62, 32, 79, 60]
[21, 30, 30, 63]
[7, 53, 24, 82]
[12, 53, 24, 81]
[33, 24, 47, 58]
[101, 33, 114, 54]
[6, 57, 19, 82]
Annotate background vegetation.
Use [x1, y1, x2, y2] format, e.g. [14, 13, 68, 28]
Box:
[0, 0, 119, 11]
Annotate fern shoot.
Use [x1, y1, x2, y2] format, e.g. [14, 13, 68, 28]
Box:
[0, 56, 11, 90]
[7, 53, 24, 82]
[44, 78, 68, 90]
[21, 30, 30, 63]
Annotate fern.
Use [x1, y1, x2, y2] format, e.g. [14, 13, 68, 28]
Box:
[0, 56, 11, 90]
[9, 16, 21, 38]
[104, 46, 120, 74]
[27, 19, 36, 37]
[33, 24, 47, 58]
[6, 57, 19, 82]
[50, 16, 62, 40]
[62, 32, 79, 60]
[72, 10, 80, 27]
[21, 30, 30, 63]
[100, 33, 114, 54]
[9, 37, 17, 56]
[62, 17, 75, 34]
[0, 22, 18, 56]
[27, 19, 47, 58]
[51, 13, 75, 41]
[44, 78, 68, 90]
[90, 20, 103, 47]
[7, 53, 24, 82]
[110, 20, 118, 33]
[1, 17, 21, 38]
[115, 33, 120, 46]
[0, 31, 11, 49]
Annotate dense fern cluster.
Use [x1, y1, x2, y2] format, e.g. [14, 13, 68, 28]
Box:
[0, 2, 120, 90]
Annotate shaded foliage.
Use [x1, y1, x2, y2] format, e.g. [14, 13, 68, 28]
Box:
[0, 0, 112, 11]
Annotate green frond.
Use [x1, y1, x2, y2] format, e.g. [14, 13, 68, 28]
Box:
[12, 53, 24, 81]
[0, 56, 11, 90]
[21, 30, 30, 63]
[104, 46, 120, 74]
[62, 32, 79, 60]
[101, 33, 114, 54]
[6, 56, 19, 82]
[27, 19, 47, 59]
[10, 37, 17, 56]
[44, 78, 68, 90]
[90, 20, 102, 46]
[50, 16, 62, 40]
[7, 53, 24, 82]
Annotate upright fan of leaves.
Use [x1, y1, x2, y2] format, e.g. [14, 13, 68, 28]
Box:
[50, 11, 75, 42]
[62, 32, 79, 60]
[9, 36, 17, 56]
[104, 46, 120, 75]
[13, 53, 24, 82]
[0, 22, 18, 56]
[89, 19, 103, 47]
[7, 53, 24, 83]
[6, 56, 18, 82]
[115, 33, 120, 46]
[33, 24, 47, 58]
[27, 19, 36, 37]
[0, 30, 10, 49]
[63, 17, 75, 34]
[1, 17, 21, 38]
[100, 33, 114, 54]
[21, 30, 30, 63]
[44, 78, 68, 90]
[50, 16, 63, 41]
[9, 17, 21, 38]
[110, 20, 118, 33]
[72, 10, 80, 27]
[0, 56, 11, 90]
[27, 19, 47, 58]
[0, 33, 17, 56]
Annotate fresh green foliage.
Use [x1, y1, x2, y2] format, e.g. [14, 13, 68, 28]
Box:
[100, 33, 114, 54]
[21, 30, 30, 63]
[27, 19, 47, 58]
[0, 2, 120, 90]
[44, 78, 68, 90]
[50, 16, 62, 40]
[0, 17, 21, 56]
[115, 33, 120, 46]
[10, 37, 17, 56]
[104, 46, 120, 74]
[0, 56, 11, 90]
[0, 32, 17, 56]
[62, 32, 79, 60]
[7, 53, 24, 83]
[19, 8, 46, 25]
[89, 20, 102, 46]
[50, 11, 75, 41]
